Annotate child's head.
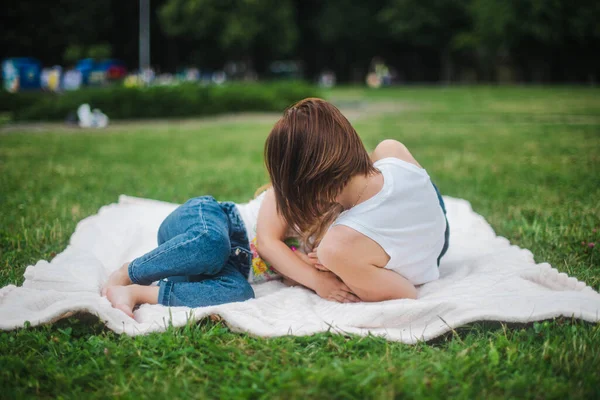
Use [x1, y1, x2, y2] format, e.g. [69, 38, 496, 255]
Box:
[264, 98, 375, 241]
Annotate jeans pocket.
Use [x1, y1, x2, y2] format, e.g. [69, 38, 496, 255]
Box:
[230, 246, 252, 277]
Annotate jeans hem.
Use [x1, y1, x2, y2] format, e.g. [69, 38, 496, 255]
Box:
[128, 259, 140, 285]
[158, 280, 173, 306]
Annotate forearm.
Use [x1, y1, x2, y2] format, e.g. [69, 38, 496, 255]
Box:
[257, 239, 320, 291]
[342, 266, 417, 302]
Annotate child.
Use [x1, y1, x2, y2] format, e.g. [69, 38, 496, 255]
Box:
[103, 192, 353, 317]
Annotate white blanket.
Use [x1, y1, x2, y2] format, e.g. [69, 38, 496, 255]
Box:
[1, 195, 599, 343]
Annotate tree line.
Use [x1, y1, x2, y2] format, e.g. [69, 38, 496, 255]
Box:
[1, 0, 599, 83]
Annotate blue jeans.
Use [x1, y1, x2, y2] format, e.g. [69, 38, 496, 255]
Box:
[128, 196, 255, 308]
[432, 183, 450, 265]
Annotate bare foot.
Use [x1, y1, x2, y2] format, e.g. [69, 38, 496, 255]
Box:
[102, 262, 132, 296]
[105, 285, 136, 318]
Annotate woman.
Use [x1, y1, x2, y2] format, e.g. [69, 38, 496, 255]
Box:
[258, 98, 449, 302]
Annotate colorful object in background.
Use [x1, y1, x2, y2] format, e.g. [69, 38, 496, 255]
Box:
[268, 60, 303, 80]
[2, 60, 19, 92]
[77, 104, 109, 128]
[2, 58, 41, 92]
[88, 69, 107, 86]
[74, 58, 95, 85]
[41, 66, 62, 92]
[123, 74, 141, 88]
[366, 57, 391, 88]
[99, 60, 127, 80]
[62, 69, 82, 91]
[75, 58, 127, 86]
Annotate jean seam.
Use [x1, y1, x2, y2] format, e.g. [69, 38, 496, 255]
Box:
[130, 201, 209, 283]
[131, 230, 209, 281]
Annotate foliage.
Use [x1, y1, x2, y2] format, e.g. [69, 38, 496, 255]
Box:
[159, 0, 298, 59]
[0, 82, 319, 122]
[63, 45, 84, 65]
[2, 0, 600, 82]
[378, 0, 471, 49]
[86, 43, 113, 60]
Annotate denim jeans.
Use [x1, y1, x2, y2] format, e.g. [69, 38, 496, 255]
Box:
[432, 183, 450, 265]
[128, 196, 255, 308]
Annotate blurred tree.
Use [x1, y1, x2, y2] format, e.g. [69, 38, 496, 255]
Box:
[307, 0, 390, 81]
[158, 0, 297, 72]
[1, 0, 598, 83]
[463, 0, 600, 82]
[0, 0, 113, 66]
[63, 45, 84, 65]
[378, 0, 471, 83]
[87, 44, 113, 60]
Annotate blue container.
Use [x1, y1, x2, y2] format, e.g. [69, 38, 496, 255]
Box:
[2, 57, 42, 91]
[75, 58, 95, 85]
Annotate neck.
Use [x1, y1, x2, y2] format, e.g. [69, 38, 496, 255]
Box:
[337, 171, 382, 210]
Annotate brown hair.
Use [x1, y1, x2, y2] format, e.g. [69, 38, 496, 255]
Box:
[264, 98, 376, 246]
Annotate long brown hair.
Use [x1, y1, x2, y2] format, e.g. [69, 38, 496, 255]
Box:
[264, 98, 376, 246]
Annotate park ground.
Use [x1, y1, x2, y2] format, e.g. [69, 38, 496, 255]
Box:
[0, 86, 599, 398]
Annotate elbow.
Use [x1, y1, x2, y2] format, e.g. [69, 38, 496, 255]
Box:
[360, 282, 417, 302]
[404, 286, 418, 300]
[392, 282, 417, 300]
[255, 235, 276, 259]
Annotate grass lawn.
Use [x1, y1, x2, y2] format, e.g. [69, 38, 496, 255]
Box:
[1, 86, 599, 399]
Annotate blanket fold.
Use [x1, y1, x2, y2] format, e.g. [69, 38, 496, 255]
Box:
[1, 195, 598, 343]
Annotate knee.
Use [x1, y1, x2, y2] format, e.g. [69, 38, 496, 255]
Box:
[197, 231, 231, 275]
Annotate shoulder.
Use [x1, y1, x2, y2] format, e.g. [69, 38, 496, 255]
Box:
[256, 188, 288, 241]
[371, 139, 422, 168]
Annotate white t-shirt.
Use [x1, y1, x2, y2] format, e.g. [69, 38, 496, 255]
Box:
[331, 157, 446, 285]
[236, 191, 283, 283]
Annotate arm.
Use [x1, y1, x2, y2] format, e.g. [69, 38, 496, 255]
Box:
[256, 190, 359, 302]
[317, 226, 417, 302]
[255, 189, 320, 289]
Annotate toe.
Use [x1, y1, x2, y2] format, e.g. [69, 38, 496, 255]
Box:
[116, 304, 134, 319]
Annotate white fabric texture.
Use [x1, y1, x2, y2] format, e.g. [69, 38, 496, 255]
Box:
[235, 190, 266, 244]
[0, 195, 598, 343]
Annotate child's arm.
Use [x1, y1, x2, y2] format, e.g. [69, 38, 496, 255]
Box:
[256, 189, 359, 303]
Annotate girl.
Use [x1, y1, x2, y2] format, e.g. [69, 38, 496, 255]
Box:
[102, 168, 354, 317]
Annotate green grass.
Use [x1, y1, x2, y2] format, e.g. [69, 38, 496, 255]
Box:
[1, 86, 599, 399]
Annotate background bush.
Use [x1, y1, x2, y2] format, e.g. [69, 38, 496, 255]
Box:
[0, 82, 320, 122]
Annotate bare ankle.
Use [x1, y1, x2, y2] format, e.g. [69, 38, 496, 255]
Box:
[121, 262, 132, 285]
[131, 284, 160, 305]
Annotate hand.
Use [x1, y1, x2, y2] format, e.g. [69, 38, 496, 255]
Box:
[308, 247, 329, 271]
[292, 248, 328, 271]
[314, 271, 360, 303]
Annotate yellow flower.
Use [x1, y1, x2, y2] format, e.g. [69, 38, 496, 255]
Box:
[253, 258, 268, 274]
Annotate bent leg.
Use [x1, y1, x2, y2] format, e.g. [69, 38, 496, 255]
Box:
[157, 263, 255, 308]
[129, 196, 231, 285]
